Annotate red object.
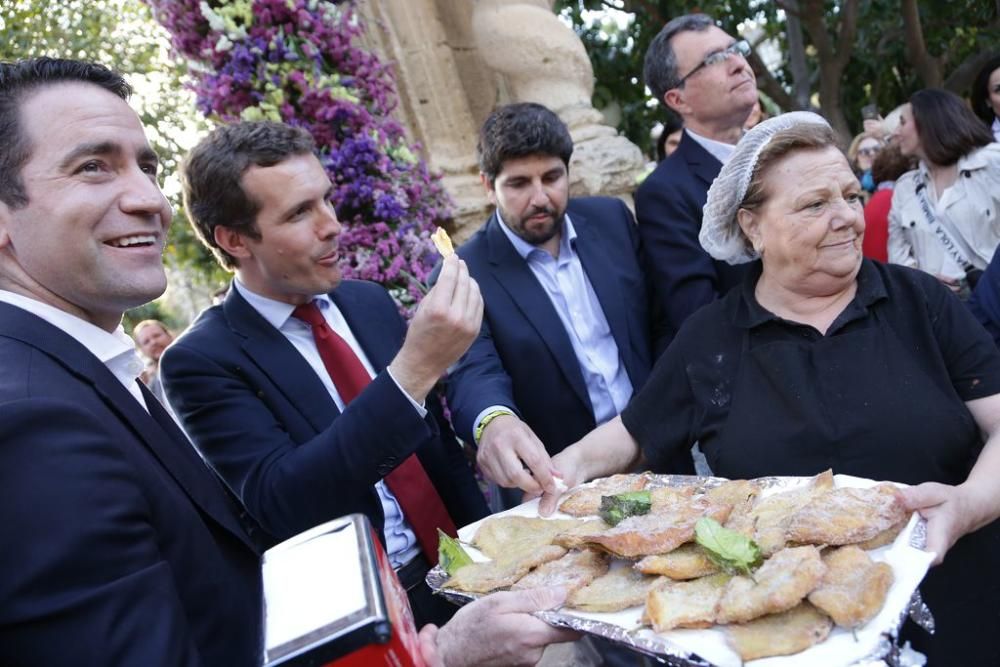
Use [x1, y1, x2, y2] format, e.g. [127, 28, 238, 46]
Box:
[863, 188, 892, 263]
[292, 301, 456, 565]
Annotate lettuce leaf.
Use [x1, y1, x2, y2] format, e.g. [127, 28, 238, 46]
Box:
[694, 517, 763, 576]
[438, 529, 473, 575]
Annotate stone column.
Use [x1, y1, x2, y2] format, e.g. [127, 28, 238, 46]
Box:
[470, 0, 646, 202]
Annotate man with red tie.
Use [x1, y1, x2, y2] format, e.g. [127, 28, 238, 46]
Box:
[160, 121, 489, 627]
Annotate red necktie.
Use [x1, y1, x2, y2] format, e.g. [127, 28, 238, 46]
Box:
[292, 300, 456, 565]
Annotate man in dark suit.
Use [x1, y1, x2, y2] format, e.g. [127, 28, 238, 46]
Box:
[446, 103, 689, 508]
[0, 58, 261, 664]
[636, 14, 759, 341]
[160, 121, 489, 627]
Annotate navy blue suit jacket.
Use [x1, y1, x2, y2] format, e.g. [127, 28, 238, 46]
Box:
[161, 280, 488, 546]
[447, 196, 687, 467]
[0, 303, 261, 666]
[635, 131, 753, 342]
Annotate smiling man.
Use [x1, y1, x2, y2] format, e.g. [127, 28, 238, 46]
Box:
[0, 58, 262, 664]
[636, 14, 760, 343]
[159, 121, 489, 628]
[445, 103, 688, 513]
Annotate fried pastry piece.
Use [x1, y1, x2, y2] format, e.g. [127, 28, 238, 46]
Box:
[785, 483, 909, 546]
[856, 518, 907, 550]
[635, 543, 719, 579]
[472, 516, 580, 560]
[644, 573, 730, 631]
[443, 544, 566, 594]
[511, 549, 609, 594]
[749, 469, 835, 555]
[554, 519, 609, 549]
[726, 602, 833, 661]
[430, 227, 454, 257]
[558, 473, 651, 517]
[574, 496, 732, 558]
[649, 485, 696, 512]
[807, 545, 894, 628]
[716, 546, 827, 624]
[567, 566, 664, 612]
[709, 479, 761, 537]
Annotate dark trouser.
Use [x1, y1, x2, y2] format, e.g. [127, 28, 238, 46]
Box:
[397, 553, 457, 628]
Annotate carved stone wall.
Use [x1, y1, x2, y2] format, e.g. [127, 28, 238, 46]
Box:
[357, 0, 645, 241]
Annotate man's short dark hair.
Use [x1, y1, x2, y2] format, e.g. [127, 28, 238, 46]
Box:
[477, 103, 573, 184]
[643, 14, 715, 109]
[0, 57, 131, 208]
[910, 88, 993, 166]
[181, 121, 316, 271]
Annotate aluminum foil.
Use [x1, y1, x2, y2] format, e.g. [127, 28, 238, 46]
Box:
[427, 474, 936, 667]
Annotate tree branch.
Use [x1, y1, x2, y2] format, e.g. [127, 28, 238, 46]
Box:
[900, 0, 943, 86]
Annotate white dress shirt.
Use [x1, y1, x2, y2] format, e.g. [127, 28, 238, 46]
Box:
[233, 279, 421, 568]
[685, 127, 737, 165]
[0, 290, 148, 410]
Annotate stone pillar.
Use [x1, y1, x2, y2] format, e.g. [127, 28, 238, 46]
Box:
[470, 0, 645, 203]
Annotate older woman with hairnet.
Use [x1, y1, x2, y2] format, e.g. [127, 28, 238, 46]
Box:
[528, 112, 1000, 663]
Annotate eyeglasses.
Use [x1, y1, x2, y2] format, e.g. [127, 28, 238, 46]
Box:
[675, 40, 751, 88]
[858, 146, 881, 157]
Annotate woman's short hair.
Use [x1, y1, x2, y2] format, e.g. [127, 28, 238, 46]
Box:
[910, 88, 993, 166]
[739, 123, 843, 214]
[847, 132, 880, 169]
[970, 54, 1000, 126]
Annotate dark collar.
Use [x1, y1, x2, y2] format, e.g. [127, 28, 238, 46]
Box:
[728, 259, 888, 330]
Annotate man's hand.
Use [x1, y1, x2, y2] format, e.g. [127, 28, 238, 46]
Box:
[427, 587, 579, 667]
[900, 482, 980, 565]
[390, 255, 483, 402]
[477, 415, 559, 500]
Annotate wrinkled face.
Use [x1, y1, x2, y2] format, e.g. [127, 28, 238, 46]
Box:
[988, 67, 1000, 118]
[739, 146, 865, 291]
[667, 26, 758, 127]
[855, 137, 881, 171]
[231, 154, 342, 305]
[0, 83, 171, 331]
[137, 323, 172, 361]
[893, 104, 921, 159]
[486, 154, 569, 248]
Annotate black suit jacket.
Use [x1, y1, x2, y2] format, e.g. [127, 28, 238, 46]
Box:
[635, 131, 752, 343]
[447, 197, 685, 466]
[0, 303, 261, 666]
[161, 280, 488, 547]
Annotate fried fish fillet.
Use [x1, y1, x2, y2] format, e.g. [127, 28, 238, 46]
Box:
[557, 473, 651, 517]
[574, 496, 733, 558]
[511, 549, 609, 594]
[644, 573, 730, 631]
[566, 565, 664, 612]
[726, 602, 834, 661]
[472, 516, 580, 560]
[442, 544, 566, 594]
[807, 545, 894, 628]
[785, 483, 909, 546]
[749, 469, 835, 555]
[635, 543, 719, 579]
[716, 545, 827, 624]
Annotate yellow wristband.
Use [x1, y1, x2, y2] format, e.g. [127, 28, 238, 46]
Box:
[474, 409, 514, 444]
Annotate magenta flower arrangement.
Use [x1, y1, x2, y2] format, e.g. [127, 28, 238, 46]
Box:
[145, 0, 453, 311]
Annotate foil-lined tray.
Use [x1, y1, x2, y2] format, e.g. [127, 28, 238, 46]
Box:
[427, 473, 935, 667]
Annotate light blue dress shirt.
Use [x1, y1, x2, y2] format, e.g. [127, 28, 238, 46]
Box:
[495, 212, 633, 424]
[234, 279, 421, 568]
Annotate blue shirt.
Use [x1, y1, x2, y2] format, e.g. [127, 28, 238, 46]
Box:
[496, 212, 633, 423]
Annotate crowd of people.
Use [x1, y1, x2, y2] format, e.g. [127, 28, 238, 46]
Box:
[3, 10, 1000, 667]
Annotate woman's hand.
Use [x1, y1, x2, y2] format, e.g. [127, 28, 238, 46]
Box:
[900, 482, 982, 565]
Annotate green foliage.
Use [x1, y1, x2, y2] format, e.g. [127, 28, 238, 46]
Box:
[0, 0, 229, 299]
[557, 0, 999, 154]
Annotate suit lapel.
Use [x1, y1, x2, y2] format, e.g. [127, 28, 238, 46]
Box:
[571, 210, 637, 382]
[485, 215, 591, 409]
[330, 284, 394, 372]
[223, 287, 341, 434]
[0, 304, 254, 552]
[679, 131, 724, 190]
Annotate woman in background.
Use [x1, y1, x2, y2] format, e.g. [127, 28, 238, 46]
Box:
[971, 54, 1000, 142]
[862, 144, 915, 262]
[888, 88, 1000, 297]
[847, 132, 882, 198]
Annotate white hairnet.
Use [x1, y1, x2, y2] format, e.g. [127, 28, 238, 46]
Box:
[700, 111, 832, 264]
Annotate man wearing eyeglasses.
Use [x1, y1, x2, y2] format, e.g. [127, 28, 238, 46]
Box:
[636, 14, 759, 345]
